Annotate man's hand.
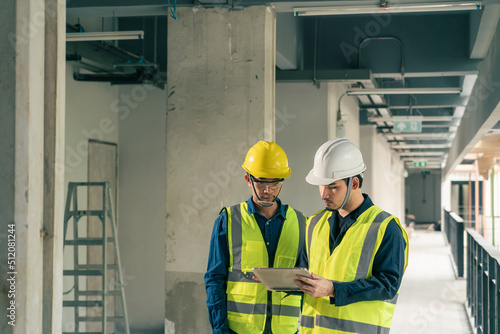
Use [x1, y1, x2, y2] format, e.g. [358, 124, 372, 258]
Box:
[294, 272, 334, 298]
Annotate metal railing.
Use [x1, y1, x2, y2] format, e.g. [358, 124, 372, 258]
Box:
[466, 228, 500, 334]
[444, 209, 465, 277]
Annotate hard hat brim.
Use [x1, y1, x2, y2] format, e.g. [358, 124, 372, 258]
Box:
[305, 165, 366, 186]
[242, 164, 291, 179]
[305, 170, 338, 186]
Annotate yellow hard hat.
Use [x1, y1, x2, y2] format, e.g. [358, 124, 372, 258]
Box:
[242, 141, 291, 179]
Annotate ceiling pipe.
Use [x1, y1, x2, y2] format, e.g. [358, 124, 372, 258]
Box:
[358, 37, 405, 77]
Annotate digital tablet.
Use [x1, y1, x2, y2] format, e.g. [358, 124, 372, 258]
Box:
[252, 267, 312, 291]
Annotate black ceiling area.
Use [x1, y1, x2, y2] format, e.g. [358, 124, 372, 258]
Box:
[66, 0, 500, 171]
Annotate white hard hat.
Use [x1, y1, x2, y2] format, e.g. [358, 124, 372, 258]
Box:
[306, 138, 366, 186]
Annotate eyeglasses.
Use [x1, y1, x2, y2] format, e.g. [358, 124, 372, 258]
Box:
[250, 175, 284, 190]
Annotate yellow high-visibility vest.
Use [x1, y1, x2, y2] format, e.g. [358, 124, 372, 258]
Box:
[301, 205, 409, 334]
[226, 202, 305, 334]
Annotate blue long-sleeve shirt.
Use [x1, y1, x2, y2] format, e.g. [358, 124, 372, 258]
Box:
[204, 197, 291, 334]
[296, 194, 407, 306]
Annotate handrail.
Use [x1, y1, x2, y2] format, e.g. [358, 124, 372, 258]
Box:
[444, 209, 465, 277]
[466, 228, 500, 334]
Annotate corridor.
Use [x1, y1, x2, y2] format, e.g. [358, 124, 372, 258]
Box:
[392, 229, 472, 333]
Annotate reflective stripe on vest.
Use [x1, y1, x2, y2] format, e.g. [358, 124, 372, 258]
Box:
[301, 205, 409, 334]
[226, 202, 305, 334]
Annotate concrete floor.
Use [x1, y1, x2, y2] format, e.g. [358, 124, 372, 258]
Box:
[391, 229, 473, 334]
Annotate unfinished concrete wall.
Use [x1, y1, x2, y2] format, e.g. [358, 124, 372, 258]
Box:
[0, 1, 46, 333]
[118, 85, 166, 334]
[275, 82, 328, 216]
[166, 6, 276, 333]
[360, 125, 406, 222]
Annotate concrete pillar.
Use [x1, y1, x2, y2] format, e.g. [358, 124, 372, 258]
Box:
[42, 1, 65, 334]
[0, 0, 46, 333]
[166, 6, 275, 332]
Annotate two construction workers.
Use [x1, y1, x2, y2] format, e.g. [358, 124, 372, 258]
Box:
[205, 139, 408, 334]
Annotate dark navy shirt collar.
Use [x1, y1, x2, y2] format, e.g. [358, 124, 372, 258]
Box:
[347, 193, 373, 220]
[246, 196, 286, 220]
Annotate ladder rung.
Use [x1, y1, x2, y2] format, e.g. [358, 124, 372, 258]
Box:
[63, 332, 111, 334]
[65, 237, 116, 246]
[63, 270, 102, 276]
[78, 316, 124, 322]
[77, 264, 118, 270]
[63, 332, 106, 334]
[65, 238, 104, 246]
[78, 290, 121, 296]
[72, 210, 106, 217]
[63, 300, 103, 307]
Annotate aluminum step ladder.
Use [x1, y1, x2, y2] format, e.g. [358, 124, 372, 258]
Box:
[62, 182, 130, 334]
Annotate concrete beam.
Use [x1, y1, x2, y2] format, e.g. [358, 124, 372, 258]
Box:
[444, 19, 500, 179]
[276, 12, 301, 70]
[470, 4, 500, 59]
[42, 1, 66, 334]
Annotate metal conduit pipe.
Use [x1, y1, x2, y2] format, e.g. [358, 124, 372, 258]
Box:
[358, 36, 405, 77]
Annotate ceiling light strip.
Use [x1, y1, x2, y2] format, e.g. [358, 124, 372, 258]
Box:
[346, 88, 462, 95]
[369, 116, 453, 122]
[294, 2, 482, 16]
[67, 31, 144, 42]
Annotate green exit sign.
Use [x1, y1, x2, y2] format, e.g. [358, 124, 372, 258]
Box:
[393, 116, 423, 133]
[414, 161, 427, 167]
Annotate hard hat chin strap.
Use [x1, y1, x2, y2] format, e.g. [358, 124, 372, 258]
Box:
[337, 176, 353, 211]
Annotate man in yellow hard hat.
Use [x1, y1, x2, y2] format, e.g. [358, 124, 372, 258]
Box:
[294, 138, 408, 334]
[205, 141, 306, 334]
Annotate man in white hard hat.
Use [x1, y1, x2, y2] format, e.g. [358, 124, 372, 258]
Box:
[294, 138, 408, 334]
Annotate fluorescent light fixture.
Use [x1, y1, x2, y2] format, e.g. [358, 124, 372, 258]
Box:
[67, 31, 144, 42]
[369, 116, 453, 122]
[294, 2, 482, 16]
[390, 133, 450, 138]
[346, 88, 462, 95]
[399, 152, 445, 156]
[392, 143, 451, 149]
